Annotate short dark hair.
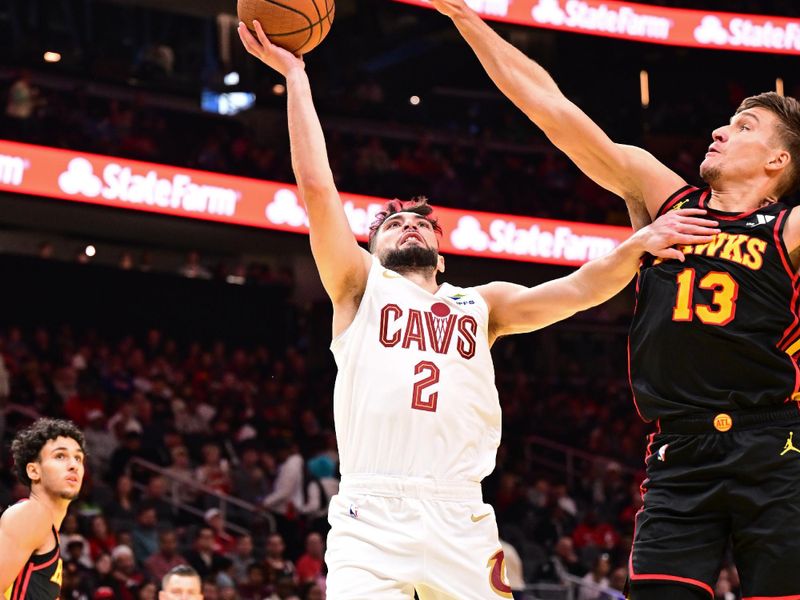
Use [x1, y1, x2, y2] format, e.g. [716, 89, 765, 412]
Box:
[11, 418, 85, 488]
[161, 564, 200, 590]
[737, 92, 800, 198]
[367, 197, 443, 251]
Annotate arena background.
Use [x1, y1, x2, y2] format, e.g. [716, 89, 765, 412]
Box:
[1, 1, 798, 599]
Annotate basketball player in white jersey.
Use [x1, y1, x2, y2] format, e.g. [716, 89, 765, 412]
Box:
[238, 21, 718, 600]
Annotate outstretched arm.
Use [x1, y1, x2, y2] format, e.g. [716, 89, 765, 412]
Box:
[430, 0, 685, 227]
[239, 22, 370, 325]
[478, 209, 718, 342]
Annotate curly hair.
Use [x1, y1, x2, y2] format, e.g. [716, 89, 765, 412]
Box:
[11, 418, 86, 488]
[367, 197, 443, 252]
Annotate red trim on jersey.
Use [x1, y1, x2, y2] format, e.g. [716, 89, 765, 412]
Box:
[697, 190, 764, 221]
[629, 572, 714, 597]
[10, 563, 30, 600]
[656, 185, 698, 218]
[15, 564, 35, 600]
[31, 550, 60, 571]
[627, 326, 646, 422]
[773, 210, 797, 280]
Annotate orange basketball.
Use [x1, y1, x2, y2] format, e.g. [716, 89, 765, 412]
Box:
[238, 0, 335, 55]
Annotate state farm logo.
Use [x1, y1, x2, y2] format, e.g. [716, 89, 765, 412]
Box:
[694, 14, 800, 50]
[265, 188, 308, 227]
[531, 0, 672, 40]
[0, 153, 29, 187]
[450, 215, 618, 261]
[57, 157, 240, 216]
[264, 189, 385, 236]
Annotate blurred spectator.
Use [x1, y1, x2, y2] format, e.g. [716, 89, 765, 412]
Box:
[84, 410, 118, 476]
[5, 70, 42, 135]
[299, 455, 338, 534]
[104, 474, 137, 532]
[535, 536, 586, 584]
[238, 563, 271, 600]
[144, 530, 187, 582]
[578, 553, 612, 600]
[195, 442, 231, 496]
[203, 508, 235, 554]
[265, 576, 301, 600]
[261, 439, 304, 521]
[294, 533, 324, 586]
[184, 526, 227, 579]
[131, 504, 159, 563]
[226, 533, 255, 585]
[88, 515, 118, 561]
[264, 533, 295, 583]
[140, 475, 175, 526]
[179, 251, 212, 280]
[110, 544, 145, 600]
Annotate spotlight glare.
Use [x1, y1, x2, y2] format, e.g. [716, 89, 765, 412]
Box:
[224, 71, 240, 86]
[272, 83, 286, 95]
[43, 51, 62, 63]
[85, 245, 96, 257]
[409, 95, 421, 106]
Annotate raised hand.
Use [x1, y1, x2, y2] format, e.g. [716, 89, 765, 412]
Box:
[633, 208, 720, 262]
[237, 20, 305, 77]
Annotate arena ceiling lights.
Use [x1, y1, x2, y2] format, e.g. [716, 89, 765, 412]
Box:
[0, 140, 629, 267]
[399, 0, 800, 55]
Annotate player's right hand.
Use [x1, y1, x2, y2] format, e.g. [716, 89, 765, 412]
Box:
[238, 20, 305, 77]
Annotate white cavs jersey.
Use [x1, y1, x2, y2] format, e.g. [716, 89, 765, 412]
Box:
[331, 257, 501, 482]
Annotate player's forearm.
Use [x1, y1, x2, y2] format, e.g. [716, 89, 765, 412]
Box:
[570, 235, 644, 308]
[447, 8, 564, 126]
[285, 68, 337, 196]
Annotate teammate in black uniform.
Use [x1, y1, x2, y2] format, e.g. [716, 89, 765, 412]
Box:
[0, 419, 86, 600]
[431, 1, 800, 598]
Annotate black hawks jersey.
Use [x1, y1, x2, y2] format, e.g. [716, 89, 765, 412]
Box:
[3, 526, 62, 600]
[629, 186, 800, 422]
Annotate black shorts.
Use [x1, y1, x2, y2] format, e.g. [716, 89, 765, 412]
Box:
[629, 404, 800, 598]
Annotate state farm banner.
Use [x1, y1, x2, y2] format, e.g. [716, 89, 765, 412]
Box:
[0, 139, 630, 266]
[396, 0, 800, 55]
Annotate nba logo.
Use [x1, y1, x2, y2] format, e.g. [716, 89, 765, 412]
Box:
[349, 504, 359, 519]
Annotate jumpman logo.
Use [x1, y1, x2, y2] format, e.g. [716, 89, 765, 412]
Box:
[781, 432, 800, 456]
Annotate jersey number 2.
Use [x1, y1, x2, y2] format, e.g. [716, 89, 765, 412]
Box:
[672, 268, 738, 326]
[412, 361, 439, 412]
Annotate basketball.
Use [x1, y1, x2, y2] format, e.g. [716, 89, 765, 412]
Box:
[238, 0, 335, 55]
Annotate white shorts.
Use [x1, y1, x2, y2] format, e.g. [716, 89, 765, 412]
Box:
[325, 475, 513, 600]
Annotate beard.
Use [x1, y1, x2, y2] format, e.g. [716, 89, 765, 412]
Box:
[381, 245, 439, 272]
[700, 162, 722, 186]
[59, 489, 81, 501]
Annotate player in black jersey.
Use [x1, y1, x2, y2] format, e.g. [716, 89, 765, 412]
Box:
[432, 1, 800, 598]
[0, 419, 85, 600]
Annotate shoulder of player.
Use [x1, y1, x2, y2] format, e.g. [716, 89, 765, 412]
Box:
[474, 281, 526, 310]
[618, 145, 688, 218]
[0, 499, 54, 543]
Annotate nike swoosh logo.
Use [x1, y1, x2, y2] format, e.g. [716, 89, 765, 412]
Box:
[471, 512, 491, 523]
[382, 270, 402, 279]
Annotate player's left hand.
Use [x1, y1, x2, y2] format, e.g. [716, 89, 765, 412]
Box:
[633, 208, 719, 262]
